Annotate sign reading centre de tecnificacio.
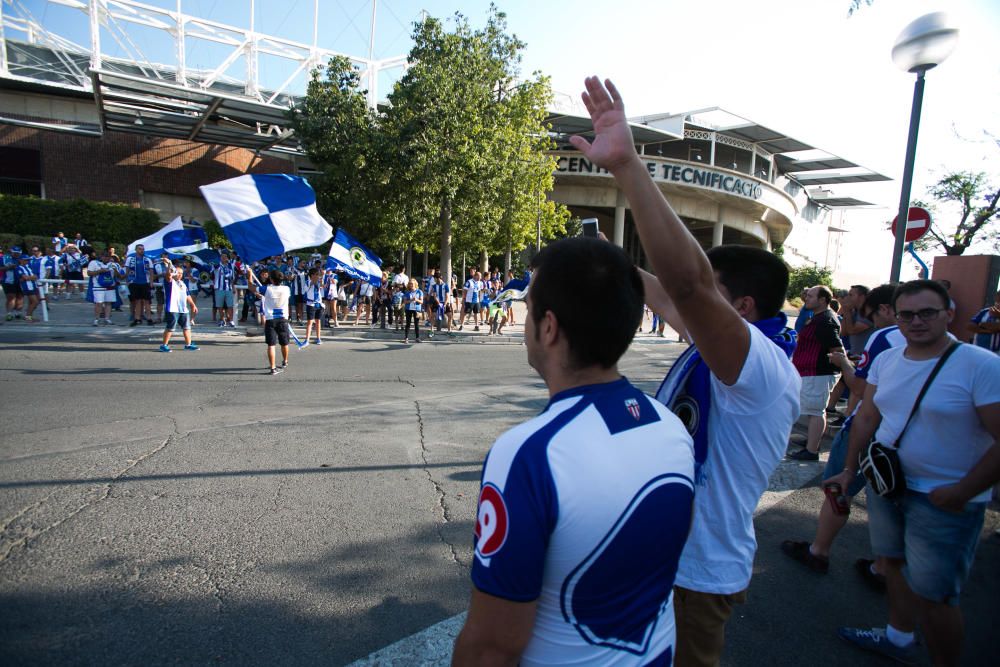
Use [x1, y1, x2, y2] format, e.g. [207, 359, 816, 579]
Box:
[555, 155, 764, 201]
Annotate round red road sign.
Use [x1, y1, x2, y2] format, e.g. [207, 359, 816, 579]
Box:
[892, 206, 932, 242]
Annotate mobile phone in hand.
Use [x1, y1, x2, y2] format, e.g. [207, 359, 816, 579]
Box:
[582, 218, 599, 238]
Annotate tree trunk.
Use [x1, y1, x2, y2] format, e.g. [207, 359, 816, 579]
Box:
[504, 234, 512, 277]
[423, 247, 429, 277]
[440, 196, 452, 289]
[405, 247, 412, 276]
[480, 249, 489, 275]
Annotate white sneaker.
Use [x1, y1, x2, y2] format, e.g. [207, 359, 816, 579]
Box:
[93, 319, 100, 326]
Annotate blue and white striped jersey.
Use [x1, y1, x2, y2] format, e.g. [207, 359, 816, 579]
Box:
[472, 378, 694, 666]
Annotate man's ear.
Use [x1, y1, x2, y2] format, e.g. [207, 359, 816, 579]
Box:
[732, 295, 755, 318]
[541, 309, 559, 345]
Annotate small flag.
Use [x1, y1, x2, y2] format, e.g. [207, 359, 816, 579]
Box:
[494, 278, 529, 304]
[326, 228, 383, 287]
[199, 174, 333, 264]
[128, 217, 220, 267]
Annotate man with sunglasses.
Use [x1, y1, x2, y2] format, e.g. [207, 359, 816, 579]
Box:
[828, 279, 1000, 666]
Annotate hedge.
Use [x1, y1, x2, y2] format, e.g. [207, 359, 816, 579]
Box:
[0, 195, 160, 249]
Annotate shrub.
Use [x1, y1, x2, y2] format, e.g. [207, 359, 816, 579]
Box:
[0, 232, 23, 250]
[787, 265, 833, 300]
[0, 195, 160, 247]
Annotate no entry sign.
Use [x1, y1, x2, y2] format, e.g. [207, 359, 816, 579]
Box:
[892, 206, 932, 242]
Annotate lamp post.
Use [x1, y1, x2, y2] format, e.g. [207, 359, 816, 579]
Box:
[888, 12, 959, 283]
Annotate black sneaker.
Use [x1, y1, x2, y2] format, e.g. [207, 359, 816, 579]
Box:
[270, 367, 283, 375]
[780, 540, 829, 573]
[854, 558, 887, 592]
[129, 320, 139, 327]
[788, 448, 819, 461]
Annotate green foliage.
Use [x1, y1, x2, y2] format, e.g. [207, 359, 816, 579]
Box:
[910, 171, 1000, 256]
[787, 265, 833, 300]
[290, 5, 565, 281]
[0, 195, 160, 247]
[200, 220, 232, 250]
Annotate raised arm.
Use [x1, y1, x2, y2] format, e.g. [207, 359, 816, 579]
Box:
[570, 77, 749, 384]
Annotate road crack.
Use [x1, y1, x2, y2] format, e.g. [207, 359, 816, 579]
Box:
[0, 417, 182, 563]
[415, 400, 461, 568]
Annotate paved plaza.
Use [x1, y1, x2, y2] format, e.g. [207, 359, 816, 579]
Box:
[0, 298, 996, 665]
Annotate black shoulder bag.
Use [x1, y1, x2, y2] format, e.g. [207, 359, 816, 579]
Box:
[859, 342, 960, 500]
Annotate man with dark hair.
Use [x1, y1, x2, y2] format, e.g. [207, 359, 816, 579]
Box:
[827, 279, 1000, 665]
[125, 244, 154, 327]
[782, 283, 905, 579]
[453, 237, 695, 666]
[788, 285, 844, 461]
[246, 268, 291, 375]
[566, 77, 800, 667]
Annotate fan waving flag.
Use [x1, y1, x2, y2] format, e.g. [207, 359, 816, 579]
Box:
[495, 278, 529, 304]
[199, 174, 333, 264]
[127, 217, 219, 267]
[327, 229, 383, 287]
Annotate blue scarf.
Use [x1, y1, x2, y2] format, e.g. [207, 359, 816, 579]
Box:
[656, 314, 796, 482]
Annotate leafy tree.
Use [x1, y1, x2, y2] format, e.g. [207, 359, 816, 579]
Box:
[787, 265, 833, 300]
[287, 56, 384, 242]
[291, 7, 566, 280]
[910, 171, 1000, 256]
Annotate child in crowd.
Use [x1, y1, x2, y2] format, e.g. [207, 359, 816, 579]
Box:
[392, 284, 405, 331]
[303, 267, 324, 346]
[402, 278, 423, 344]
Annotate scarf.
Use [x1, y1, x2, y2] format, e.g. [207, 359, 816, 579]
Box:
[656, 314, 797, 482]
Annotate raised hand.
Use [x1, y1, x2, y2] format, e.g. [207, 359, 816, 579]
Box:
[568, 77, 637, 172]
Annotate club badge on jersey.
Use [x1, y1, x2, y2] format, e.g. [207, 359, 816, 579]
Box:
[474, 483, 509, 566]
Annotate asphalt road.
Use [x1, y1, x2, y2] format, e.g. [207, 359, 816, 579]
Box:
[0, 319, 996, 666]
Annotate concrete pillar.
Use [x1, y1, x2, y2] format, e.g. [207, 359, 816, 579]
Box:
[613, 190, 626, 247]
[712, 221, 724, 247]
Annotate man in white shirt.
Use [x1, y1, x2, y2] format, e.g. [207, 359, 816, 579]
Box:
[247, 267, 292, 375]
[159, 259, 199, 352]
[570, 77, 800, 666]
[829, 279, 1000, 666]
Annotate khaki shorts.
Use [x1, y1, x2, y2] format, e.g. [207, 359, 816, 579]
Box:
[798, 374, 838, 417]
[673, 586, 747, 667]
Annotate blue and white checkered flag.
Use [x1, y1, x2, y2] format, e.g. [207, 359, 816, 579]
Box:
[199, 174, 333, 264]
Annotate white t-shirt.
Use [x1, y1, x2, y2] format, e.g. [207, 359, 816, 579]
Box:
[867, 343, 1000, 503]
[673, 323, 801, 594]
[87, 260, 115, 290]
[392, 272, 408, 287]
[260, 284, 291, 320]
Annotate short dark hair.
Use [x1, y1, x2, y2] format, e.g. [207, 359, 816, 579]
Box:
[893, 279, 950, 310]
[815, 285, 833, 304]
[863, 283, 897, 316]
[308, 267, 320, 278]
[529, 237, 643, 369]
[829, 299, 841, 313]
[850, 284, 869, 297]
[704, 245, 789, 319]
[269, 270, 285, 285]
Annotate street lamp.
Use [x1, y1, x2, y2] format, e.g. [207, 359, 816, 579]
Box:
[888, 12, 959, 283]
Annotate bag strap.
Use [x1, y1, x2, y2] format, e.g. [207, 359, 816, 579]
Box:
[893, 341, 960, 449]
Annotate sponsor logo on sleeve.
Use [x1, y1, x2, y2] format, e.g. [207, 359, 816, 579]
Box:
[474, 482, 509, 566]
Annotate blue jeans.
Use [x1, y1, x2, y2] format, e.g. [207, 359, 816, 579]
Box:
[822, 420, 866, 496]
[866, 487, 985, 605]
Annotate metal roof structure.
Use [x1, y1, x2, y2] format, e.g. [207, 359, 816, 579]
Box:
[545, 111, 684, 146]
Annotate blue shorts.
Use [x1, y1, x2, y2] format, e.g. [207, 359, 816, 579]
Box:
[866, 487, 985, 605]
[822, 420, 866, 496]
[214, 289, 234, 308]
[164, 311, 191, 331]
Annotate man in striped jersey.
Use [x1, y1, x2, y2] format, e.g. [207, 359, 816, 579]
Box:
[213, 253, 236, 328]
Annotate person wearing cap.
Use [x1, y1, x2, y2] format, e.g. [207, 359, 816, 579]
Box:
[3, 246, 25, 320]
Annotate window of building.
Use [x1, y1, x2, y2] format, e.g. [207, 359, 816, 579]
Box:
[0, 147, 43, 197]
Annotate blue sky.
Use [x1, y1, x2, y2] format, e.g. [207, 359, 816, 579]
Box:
[18, 0, 1000, 281]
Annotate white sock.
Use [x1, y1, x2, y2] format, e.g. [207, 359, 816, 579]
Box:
[886, 624, 914, 648]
